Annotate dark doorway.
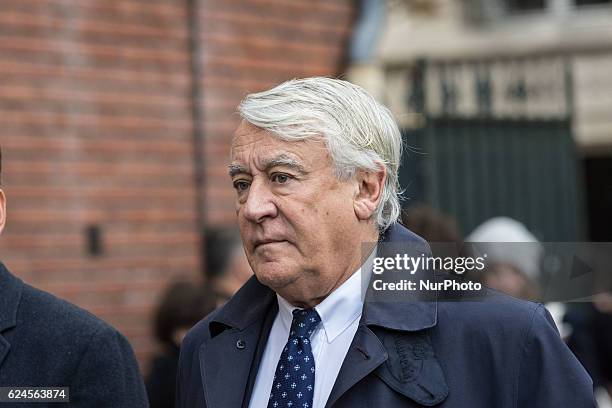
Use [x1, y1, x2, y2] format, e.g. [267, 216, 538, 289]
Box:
[583, 156, 612, 241]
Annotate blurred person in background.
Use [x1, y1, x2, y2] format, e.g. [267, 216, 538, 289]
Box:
[177, 78, 594, 408]
[205, 227, 253, 305]
[0, 147, 148, 407]
[401, 204, 462, 245]
[565, 292, 612, 405]
[466, 216, 542, 302]
[468, 217, 612, 405]
[401, 204, 464, 262]
[591, 294, 612, 399]
[146, 280, 216, 408]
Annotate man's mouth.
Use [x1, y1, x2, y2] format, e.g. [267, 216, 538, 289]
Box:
[253, 239, 287, 250]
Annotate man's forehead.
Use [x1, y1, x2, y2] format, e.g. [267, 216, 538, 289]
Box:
[229, 122, 332, 175]
[232, 126, 324, 160]
[231, 134, 302, 163]
[231, 131, 290, 154]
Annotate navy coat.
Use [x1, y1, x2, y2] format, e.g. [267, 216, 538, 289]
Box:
[0, 263, 148, 407]
[177, 223, 594, 407]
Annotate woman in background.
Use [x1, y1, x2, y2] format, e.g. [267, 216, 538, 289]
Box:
[146, 281, 216, 408]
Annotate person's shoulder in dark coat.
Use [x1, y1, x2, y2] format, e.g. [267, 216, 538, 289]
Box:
[435, 283, 595, 407]
[0, 263, 149, 407]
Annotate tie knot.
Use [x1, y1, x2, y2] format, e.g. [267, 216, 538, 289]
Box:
[289, 308, 321, 339]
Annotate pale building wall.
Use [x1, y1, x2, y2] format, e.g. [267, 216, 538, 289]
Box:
[350, 0, 612, 148]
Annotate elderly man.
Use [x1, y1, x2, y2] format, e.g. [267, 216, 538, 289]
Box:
[0, 148, 148, 406]
[177, 78, 594, 407]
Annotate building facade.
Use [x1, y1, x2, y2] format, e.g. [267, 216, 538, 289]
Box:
[350, 0, 612, 241]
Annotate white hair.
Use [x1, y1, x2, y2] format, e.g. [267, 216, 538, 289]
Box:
[238, 77, 403, 232]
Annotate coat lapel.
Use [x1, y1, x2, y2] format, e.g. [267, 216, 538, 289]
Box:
[199, 276, 276, 407]
[326, 223, 448, 406]
[371, 327, 449, 406]
[0, 336, 9, 370]
[325, 324, 449, 407]
[325, 325, 388, 408]
[0, 263, 23, 369]
[200, 319, 267, 407]
[242, 301, 278, 407]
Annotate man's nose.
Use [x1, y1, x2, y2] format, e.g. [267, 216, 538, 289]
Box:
[242, 179, 277, 223]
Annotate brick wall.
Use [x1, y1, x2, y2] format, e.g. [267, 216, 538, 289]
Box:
[199, 0, 354, 225]
[0, 0, 354, 372]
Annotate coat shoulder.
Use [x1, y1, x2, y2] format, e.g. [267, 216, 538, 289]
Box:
[182, 307, 221, 352]
[12, 282, 139, 375]
[18, 282, 118, 341]
[3, 278, 148, 407]
[439, 286, 541, 321]
[435, 286, 546, 348]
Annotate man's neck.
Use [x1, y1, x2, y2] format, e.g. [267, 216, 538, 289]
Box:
[283, 239, 378, 309]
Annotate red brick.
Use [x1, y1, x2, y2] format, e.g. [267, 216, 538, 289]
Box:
[0, 0, 354, 372]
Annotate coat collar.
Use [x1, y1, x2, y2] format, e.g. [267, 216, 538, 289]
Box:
[208, 273, 276, 333]
[0, 262, 22, 333]
[324, 224, 445, 407]
[361, 222, 438, 332]
[0, 262, 23, 369]
[210, 222, 438, 334]
[199, 278, 277, 408]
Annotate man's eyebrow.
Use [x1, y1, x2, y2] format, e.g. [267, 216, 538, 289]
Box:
[260, 155, 306, 174]
[228, 155, 307, 178]
[228, 163, 248, 177]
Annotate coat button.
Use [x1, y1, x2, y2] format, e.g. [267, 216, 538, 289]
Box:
[236, 339, 246, 350]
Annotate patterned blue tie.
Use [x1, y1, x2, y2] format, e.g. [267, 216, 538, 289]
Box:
[268, 308, 321, 408]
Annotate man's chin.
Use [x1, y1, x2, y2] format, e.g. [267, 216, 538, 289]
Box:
[252, 263, 298, 291]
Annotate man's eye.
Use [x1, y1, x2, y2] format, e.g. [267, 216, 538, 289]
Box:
[271, 173, 291, 184]
[233, 180, 250, 192]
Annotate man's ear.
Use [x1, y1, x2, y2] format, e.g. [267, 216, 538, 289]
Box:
[0, 189, 5, 235]
[353, 165, 386, 221]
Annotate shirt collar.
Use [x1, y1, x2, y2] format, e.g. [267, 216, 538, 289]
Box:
[276, 247, 377, 344]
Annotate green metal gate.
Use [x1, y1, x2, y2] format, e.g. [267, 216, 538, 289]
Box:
[396, 57, 585, 241]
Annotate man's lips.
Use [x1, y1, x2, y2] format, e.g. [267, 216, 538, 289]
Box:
[253, 239, 288, 249]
